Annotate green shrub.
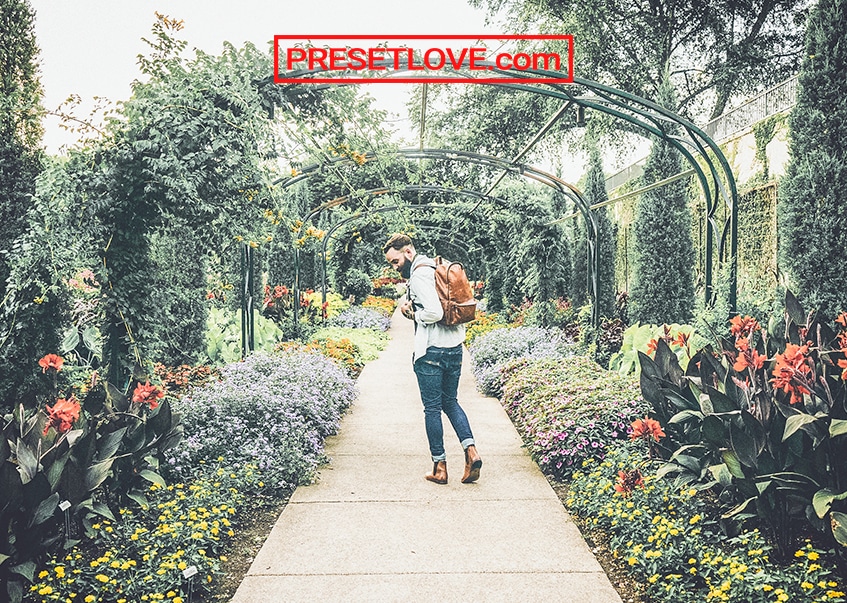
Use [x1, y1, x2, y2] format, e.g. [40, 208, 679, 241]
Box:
[338, 268, 373, 305]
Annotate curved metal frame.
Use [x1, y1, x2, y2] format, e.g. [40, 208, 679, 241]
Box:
[277, 152, 599, 331]
[262, 59, 738, 310]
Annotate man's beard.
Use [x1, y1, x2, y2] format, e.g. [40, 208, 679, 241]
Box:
[399, 258, 412, 279]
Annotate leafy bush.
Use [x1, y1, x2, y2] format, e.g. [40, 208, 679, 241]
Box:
[500, 356, 648, 479]
[328, 306, 390, 332]
[300, 290, 348, 323]
[468, 326, 573, 397]
[637, 290, 847, 563]
[338, 268, 373, 304]
[204, 307, 285, 365]
[1, 356, 182, 602]
[567, 445, 846, 603]
[164, 350, 356, 492]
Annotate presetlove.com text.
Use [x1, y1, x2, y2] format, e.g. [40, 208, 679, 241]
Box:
[274, 35, 574, 84]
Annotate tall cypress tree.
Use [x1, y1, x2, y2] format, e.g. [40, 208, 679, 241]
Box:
[0, 0, 44, 298]
[629, 77, 695, 324]
[583, 146, 617, 318]
[778, 0, 847, 320]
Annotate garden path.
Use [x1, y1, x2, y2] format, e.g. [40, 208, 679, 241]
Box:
[230, 309, 622, 602]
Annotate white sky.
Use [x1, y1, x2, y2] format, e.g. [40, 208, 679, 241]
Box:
[30, 0, 503, 154]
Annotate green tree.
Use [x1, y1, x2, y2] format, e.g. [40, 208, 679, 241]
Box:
[628, 79, 695, 324]
[471, 0, 805, 119]
[583, 146, 617, 318]
[0, 0, 43, 301]
[778, 0, 847, 321]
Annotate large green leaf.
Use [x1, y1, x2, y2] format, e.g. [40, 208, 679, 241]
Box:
[832, 512, 847, 547]
[730, 421, 758, 468]
[15, 440, 39, 485]
[10, 560, 36, 581]
[722, 450, 745, 479]
[830, 419, 847, 438]
[84, 458, 115, 491]
[28, 492, 59, 527]
[95, 427, 127, 462]
[785, 289, 805, 325]
[139, 469, 166, 487]
[813, 488, 847, 519]
[61, 327, 80, 354]
[708, 463, 733, 487]
[782, 413, 819, 442]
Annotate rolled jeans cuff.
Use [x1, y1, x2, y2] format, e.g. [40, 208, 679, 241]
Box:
[431, 453, 447, 463]
[461, 438, 476, 450]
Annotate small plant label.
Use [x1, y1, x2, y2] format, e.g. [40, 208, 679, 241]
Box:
[182, 566, 198, 579]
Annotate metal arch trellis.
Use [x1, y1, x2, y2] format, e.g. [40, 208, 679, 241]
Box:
[261, 56, 739, 312]
[318, 203, 488, 309]
[272, 149, 600, 334]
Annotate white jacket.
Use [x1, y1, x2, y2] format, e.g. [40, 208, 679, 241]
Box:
[407, 254, 466, 362]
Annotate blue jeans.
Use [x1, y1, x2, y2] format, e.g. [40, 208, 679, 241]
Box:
[413, 345, 475, 462]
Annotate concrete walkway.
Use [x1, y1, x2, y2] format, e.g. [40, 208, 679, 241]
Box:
[231, 310, 622, 603]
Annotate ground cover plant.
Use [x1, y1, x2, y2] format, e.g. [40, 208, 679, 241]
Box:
[468, 325, 574, 397]
[499, 355, 648, 479]
[328, 306, 391, 332]
[164, 350, 356, 492]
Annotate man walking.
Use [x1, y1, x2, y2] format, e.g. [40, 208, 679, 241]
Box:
[382, 233, 482, 484]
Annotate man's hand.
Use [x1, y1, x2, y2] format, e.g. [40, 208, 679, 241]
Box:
[400, 300, 415, 320]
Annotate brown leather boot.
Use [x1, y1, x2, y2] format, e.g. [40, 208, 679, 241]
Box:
[462, 445, 482, 483]
[425, 461, 448, 484]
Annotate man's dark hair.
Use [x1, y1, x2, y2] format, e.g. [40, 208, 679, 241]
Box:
[382, 233, 413, 253]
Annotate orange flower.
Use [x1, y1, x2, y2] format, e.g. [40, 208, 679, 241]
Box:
[771, 343, 812, 405]
[614, 468, 644, 496]
[836, 312, 847, 328]
[672, 331, 691, 348]
[630, 417, 665, 442]
[132, 381, 165, 410]
[646, 338, 659, 355]
[43, 395, 81, 435]
[733, 347, 766, 372]
[38, 354, 65, 373]
[838, 352, 847, 382]
[730, 315, 761, 338]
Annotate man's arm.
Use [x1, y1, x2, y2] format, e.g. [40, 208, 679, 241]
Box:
[410, 266, 443, 324]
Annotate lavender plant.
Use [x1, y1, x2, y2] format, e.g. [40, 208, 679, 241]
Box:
[329, 306, 391, 331]
[468, 326, 574, 397]
[164, 350, 356, 491]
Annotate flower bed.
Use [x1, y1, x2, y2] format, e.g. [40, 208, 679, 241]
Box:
[567, 445, 846, 603]
[468, 325, 573, 397]
[499, 355, 648, 479]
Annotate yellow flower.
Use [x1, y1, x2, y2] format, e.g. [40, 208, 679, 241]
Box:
[174, 599, 183, 603]
[762, 584, 774, 591]
[38, 586, 53, 595]
[627, 557, 637, 566]
[85, 596, 96, 603]
[95, 574, 109, 583]
[807, 551, 820, 561]
[795, 549, 806, 557]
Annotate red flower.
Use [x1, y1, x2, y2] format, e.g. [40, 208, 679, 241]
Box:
[838, 351, 847, 382]
[836, 312, 847, 328]
[206, 291, 215, 300]
[733, 347, 766, 372]
[771, 343, 813, 405]
[614, 468, 644, 496]
[646, 338, 659, 356]
[672, 331, 691, 348]
[630, 418, 665, 442]
[38, 354, 65, 373]
[132, 381, 164, 410]
[43, 395, 81, 435]
[730, 315, 761, 338]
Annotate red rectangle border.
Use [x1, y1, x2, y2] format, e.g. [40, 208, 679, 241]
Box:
[273, 34, 574, 84]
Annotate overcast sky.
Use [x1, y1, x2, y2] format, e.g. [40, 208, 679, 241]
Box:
[30, 0, 502, 153]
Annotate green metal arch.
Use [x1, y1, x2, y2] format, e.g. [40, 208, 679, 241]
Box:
[263, 57, 738, 311]
[279, 153, 599, 330]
